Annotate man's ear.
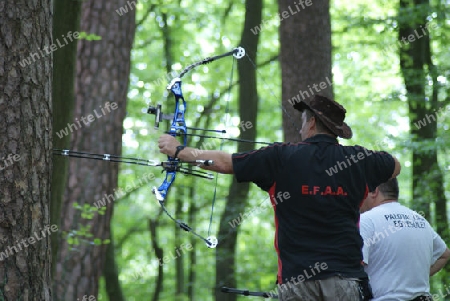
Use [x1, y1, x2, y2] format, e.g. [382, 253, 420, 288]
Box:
[370, 187, 380, 199]
[309, 116, 317, 131]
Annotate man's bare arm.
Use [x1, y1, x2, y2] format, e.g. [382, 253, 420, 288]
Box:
[430, 248, 450, 276]
[157, 134, 234, 174]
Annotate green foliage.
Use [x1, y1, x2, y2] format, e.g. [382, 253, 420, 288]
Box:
[63, 203, 108, 247]
[103, 0, 450, 300]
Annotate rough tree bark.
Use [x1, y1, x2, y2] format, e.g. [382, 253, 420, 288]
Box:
[215, 1, 262, 300]
[278, 0, 333, 142]
[0, 0, 53, 300]
[53, 0, 136, 300]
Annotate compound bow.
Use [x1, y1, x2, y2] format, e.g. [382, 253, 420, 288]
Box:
[53, 47, 272, 249]
[146, 47, 247, 249]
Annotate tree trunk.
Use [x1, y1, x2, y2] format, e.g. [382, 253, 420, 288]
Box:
[0, 1, 53, 300]
[53, 0, 136, 299]
[149, 218, 164, 301]
[187, 186, 198, 300]
[278, 0, 333, 142]
[51, 0, 82, 275]
[103, 232, 126, 301]
[175, 195, 185, 300]
[215, 1, 262, 300]
[398, 0, 449, 277]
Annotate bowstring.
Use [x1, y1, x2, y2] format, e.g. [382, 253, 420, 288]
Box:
[207, 54, 237, 237]
[205, 51, 302, 245]
[205, 50, 301, 239]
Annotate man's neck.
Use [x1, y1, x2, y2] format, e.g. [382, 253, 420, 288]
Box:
[315, 132, 337, 138]
[380, 199, 397, 205]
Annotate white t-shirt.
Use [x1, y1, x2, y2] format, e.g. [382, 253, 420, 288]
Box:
[360, 202, 447, 301]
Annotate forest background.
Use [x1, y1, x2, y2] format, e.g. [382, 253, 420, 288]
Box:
[0, 0, 449, 300]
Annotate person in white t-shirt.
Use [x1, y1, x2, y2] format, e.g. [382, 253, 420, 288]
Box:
[360, 178, 450, 301]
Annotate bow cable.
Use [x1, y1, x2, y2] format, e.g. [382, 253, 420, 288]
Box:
[53, 149, 214, 179]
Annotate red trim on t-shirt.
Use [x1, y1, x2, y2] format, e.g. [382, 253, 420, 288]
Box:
[360, 185, 369, 208]
[359, 185, 369, 267]
[357, 185, 369, 228]
[268, 183, 283, 284]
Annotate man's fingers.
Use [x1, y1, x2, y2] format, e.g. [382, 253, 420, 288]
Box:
[157, 135, 181, 155]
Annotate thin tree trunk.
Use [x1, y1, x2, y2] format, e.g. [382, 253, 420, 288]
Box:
[215, 1, 262, 300]
[0, 0, 53, 299]
[398, 0, 449, 278]
[103, 231, 126, 301]
[278, 0, 333, 142]
[51, 0, 82, 276]
[187, 186, 197, 300]
[399, 0, 431, 218]
[185, 114, 218, 299]
[149, 218, 164, 301]
[175, 195, 184, 299]
[53, 0, 136, 299]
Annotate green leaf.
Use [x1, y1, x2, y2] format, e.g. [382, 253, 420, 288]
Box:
[77, 31, 102, 41]
[97, 207, 106, 215]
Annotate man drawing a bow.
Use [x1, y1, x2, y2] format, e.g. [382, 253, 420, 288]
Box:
[158, 94, 401, 301]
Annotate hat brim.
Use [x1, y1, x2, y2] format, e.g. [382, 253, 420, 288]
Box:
[293, 100, 353, 139]
[292, 99, 312, 112]
[316, 112, 353, 139]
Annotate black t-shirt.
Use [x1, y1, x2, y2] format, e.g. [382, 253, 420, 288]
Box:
[232, 134, 395, 284]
